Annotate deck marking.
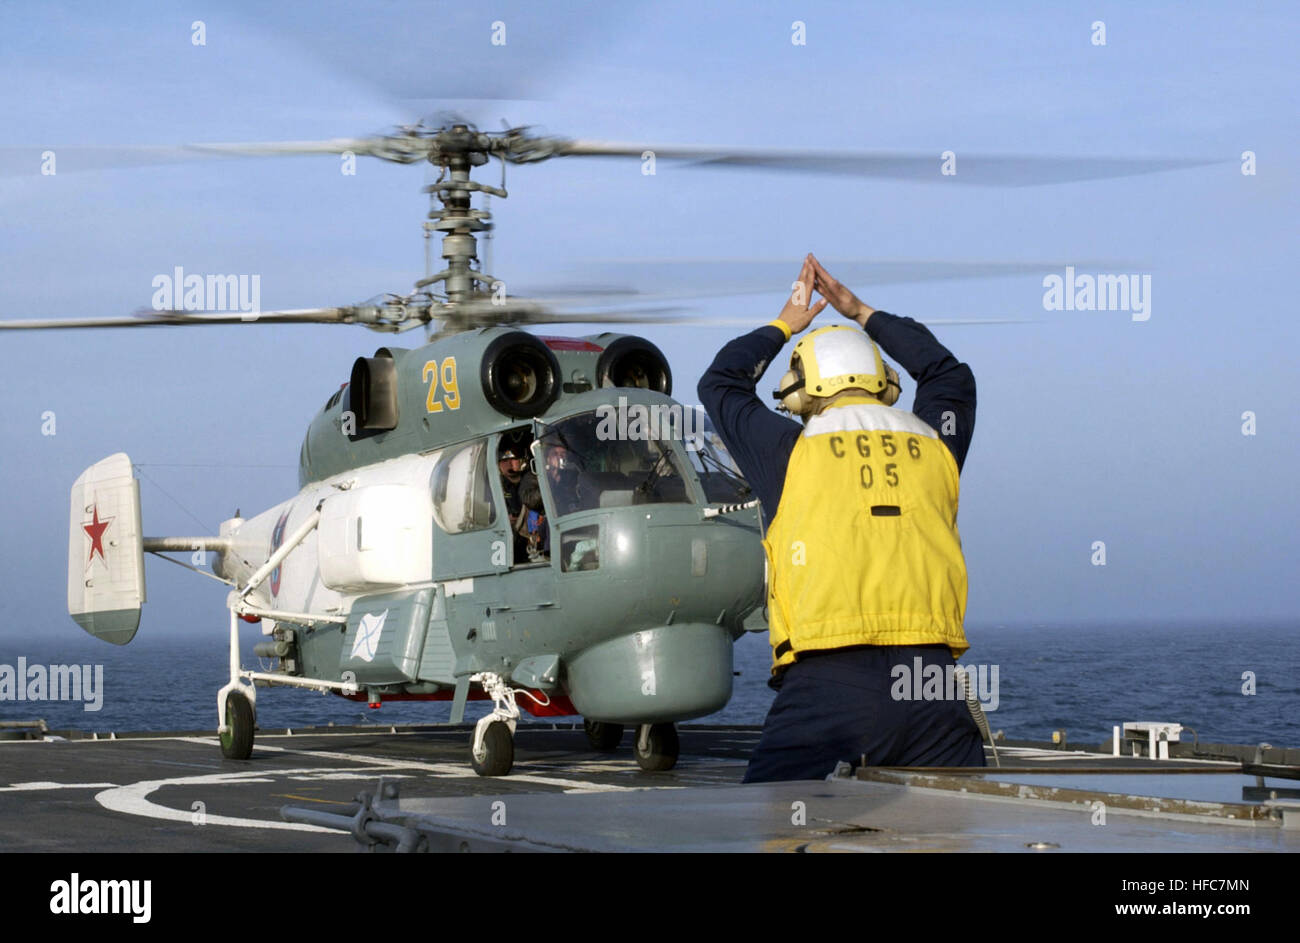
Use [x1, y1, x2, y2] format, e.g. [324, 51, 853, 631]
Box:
[95, 768, 356, 832]
[214, 738, 646, 793]
[149, 759, 224, 770]
[2, 781, 118, 792]
[286, 771, 416, 782]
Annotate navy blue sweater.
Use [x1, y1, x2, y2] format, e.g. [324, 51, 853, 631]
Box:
[696, 312, 976, 525]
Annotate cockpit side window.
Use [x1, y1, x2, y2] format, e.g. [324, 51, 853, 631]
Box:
[431, 440, 497, 534]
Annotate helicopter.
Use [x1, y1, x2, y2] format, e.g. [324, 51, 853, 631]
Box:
[2, 117, 1218, 776]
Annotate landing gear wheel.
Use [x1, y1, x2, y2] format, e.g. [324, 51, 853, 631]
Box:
[471, 721, 515, 777]
[584, 719, 625, 752]
[633, 723, 679, 772]
[220, 690, 254, 760]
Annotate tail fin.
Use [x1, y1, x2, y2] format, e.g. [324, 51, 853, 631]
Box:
[68, 453, 145, 644]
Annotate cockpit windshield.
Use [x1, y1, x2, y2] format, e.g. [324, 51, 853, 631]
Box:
[683, 407, 752, 504]
[535, 409, 694, 515]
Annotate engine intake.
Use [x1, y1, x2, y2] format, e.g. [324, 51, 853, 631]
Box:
[481, 332, 561, 417]
[595, 336, 672, 395]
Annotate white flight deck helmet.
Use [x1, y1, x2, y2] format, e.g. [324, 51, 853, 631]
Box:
[774, 325, 901, 417]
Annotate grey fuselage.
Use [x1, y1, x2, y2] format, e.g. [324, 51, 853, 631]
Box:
[212, 328, 766, 724]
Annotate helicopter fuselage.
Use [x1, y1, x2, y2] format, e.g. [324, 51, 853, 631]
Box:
[207, 328, 765, 725]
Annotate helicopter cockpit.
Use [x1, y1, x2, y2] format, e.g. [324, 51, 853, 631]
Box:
[518, 406, 753, 573]
[533, 410, 694, 515]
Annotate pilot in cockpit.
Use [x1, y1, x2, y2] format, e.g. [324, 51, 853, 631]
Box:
[513, 442, 589, 560]
[539, 444, 583, 517]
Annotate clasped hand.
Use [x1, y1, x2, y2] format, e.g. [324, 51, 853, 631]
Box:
[777, 254, 875, 334]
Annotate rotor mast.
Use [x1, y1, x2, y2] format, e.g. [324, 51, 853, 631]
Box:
[415, 125, 506, 305]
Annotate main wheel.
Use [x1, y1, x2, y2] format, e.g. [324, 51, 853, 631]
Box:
[584, 719, 625, 752]
[471, 721, 515, 777]
[633, 723, 679, 772]
[220, 690, 254, 760]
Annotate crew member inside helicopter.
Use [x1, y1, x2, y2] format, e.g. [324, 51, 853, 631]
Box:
[513, 442, 585, 559]
[498, 440, 545, 563]
[537, 444, 584, 517]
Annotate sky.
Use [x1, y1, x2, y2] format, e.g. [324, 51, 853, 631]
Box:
[0, 0, 1297, 646]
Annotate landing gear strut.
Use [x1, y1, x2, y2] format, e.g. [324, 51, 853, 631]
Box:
[218, 608, 257, 760]
[633, 722, 679, 772]
[469, 672, 518, 777]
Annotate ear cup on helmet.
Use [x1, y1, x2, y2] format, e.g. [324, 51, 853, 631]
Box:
[777, 369, 810, 415]
[880, 364, 901, 407]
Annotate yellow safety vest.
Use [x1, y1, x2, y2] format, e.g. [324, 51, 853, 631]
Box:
[763, 395, 969, 671]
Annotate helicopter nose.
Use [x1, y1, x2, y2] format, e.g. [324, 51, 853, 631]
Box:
[565, 623, 735, 725]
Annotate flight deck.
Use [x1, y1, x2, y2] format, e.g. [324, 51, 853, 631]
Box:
[3, 722, 1298, 853]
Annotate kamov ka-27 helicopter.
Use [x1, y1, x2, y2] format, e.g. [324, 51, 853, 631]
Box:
[2, 118, 1215, 776]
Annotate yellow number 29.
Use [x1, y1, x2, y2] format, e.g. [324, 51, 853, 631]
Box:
[424, 356, 460, 413]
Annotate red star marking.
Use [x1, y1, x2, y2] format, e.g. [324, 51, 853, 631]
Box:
[83, 504, 113, 566]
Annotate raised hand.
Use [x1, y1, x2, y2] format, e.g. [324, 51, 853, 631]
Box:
[777, 255, 829, 334]
[809, 254, 875, 327]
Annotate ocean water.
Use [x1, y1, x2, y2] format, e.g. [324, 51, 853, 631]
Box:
[2, 622, 1297, 748]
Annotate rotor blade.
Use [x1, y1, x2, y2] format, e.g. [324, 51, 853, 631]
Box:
[555, 141, 1225, 186]
[656, 316, 1039, 327]
[183, 138, 418, 161]
[0, 145, 221, 176]
[186, 139, 369, 156]
[522, 258, 1115, 303]
[0, 136, 422, 177]
[0, 302, 1027, 334]
[0, 307, 384, 331]
[4, 137, 1224, 185]
[512, 307, 689, 325]
[439, 299, 687, 328]
[440, 296, 1028, 329]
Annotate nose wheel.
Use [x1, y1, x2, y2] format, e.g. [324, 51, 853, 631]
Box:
[471, 720, 515, 777]
[633, 722, 679, 771]
[469, 672, 519, 777]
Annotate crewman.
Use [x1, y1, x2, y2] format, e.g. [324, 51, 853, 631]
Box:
[534, 443, 584, 517]
[697, 254, 985, 782]
[498, 444, 540, 563]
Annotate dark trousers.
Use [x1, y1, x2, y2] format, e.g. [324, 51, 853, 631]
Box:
[743, 645, 987, 783]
